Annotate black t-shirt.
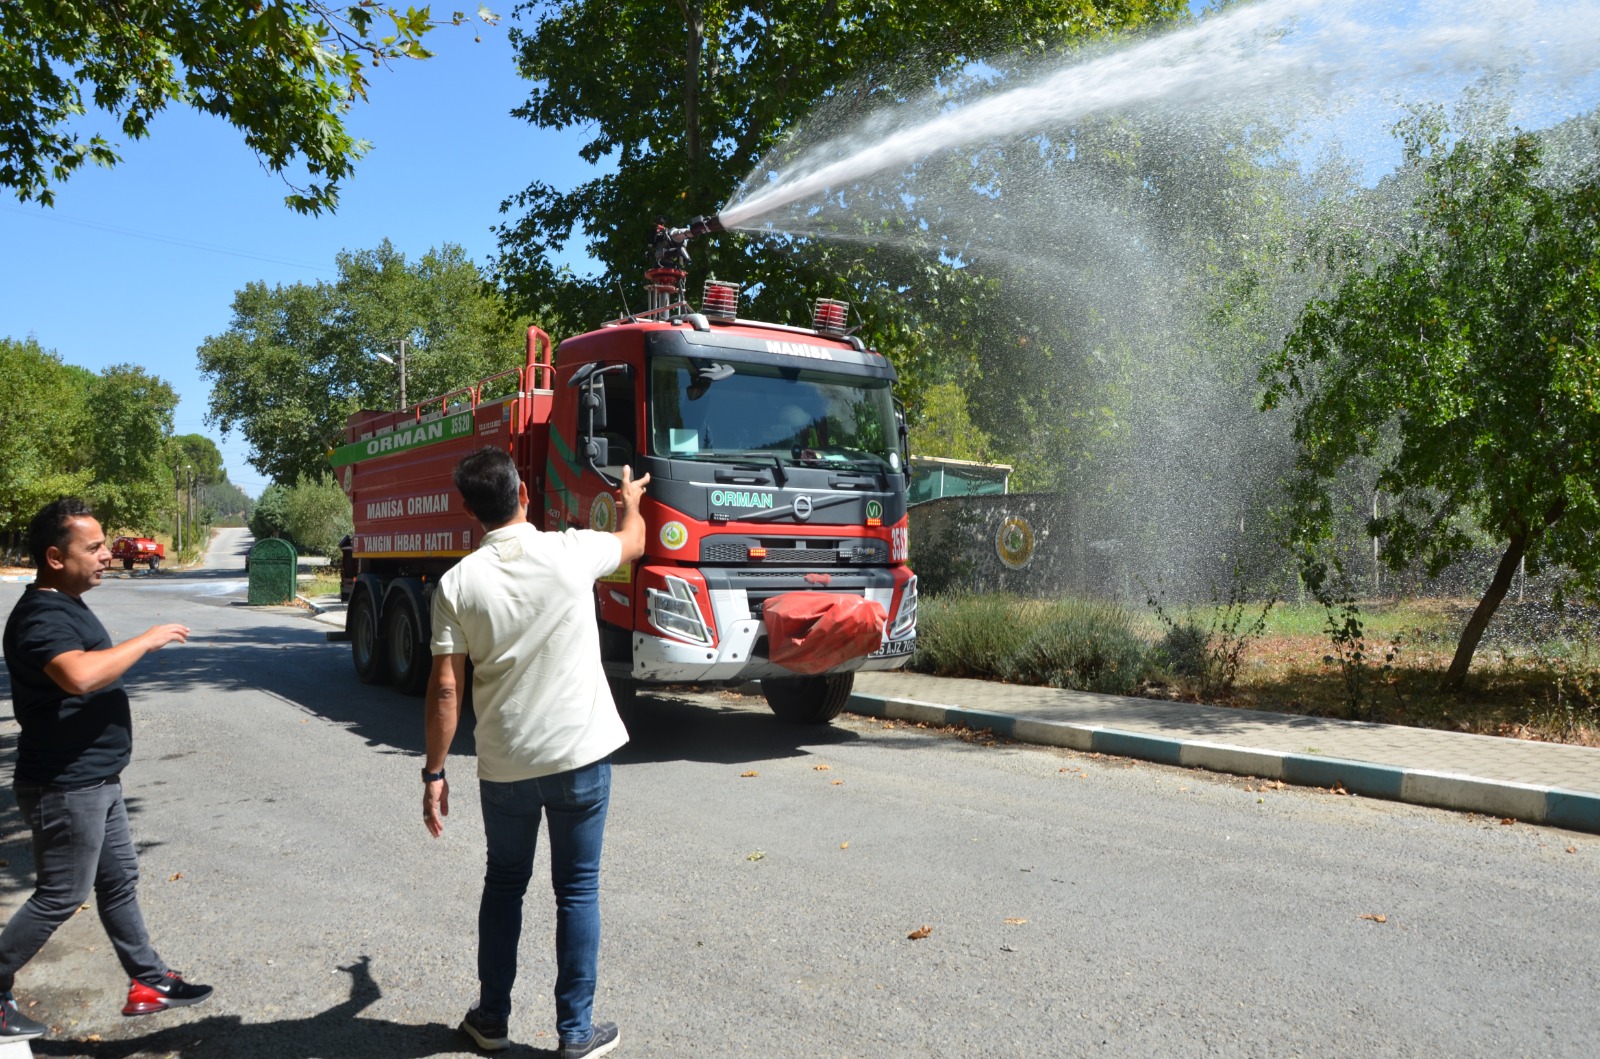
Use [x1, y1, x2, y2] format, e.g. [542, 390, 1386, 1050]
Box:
[2, 587, 133, 786]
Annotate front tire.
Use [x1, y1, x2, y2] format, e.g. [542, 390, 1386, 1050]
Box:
[608, 673, 638, 730]
[349, 588, 386, 685]
[148, 558, 161, 573]
[762, 672, 855, 725]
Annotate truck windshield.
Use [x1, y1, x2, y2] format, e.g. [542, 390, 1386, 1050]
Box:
[650, 355, 897, 472]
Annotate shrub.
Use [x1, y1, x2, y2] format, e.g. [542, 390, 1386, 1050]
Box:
[282, 475, 353, 559]
[912, 593, 1151, 695]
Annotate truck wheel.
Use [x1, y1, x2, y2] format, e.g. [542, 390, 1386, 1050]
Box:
[122, 559, 134, 570]
[762, 672, 855, 725]
[608, 674, 638, 729]
[349, 589, 387, 685]
[149, 558, 161, 573]
[384, 592, 429, 696]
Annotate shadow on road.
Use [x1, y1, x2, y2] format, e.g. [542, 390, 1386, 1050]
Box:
[30, 955, 562, 1059]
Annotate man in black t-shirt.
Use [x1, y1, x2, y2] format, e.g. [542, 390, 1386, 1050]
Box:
[0, 498, 213, 1042]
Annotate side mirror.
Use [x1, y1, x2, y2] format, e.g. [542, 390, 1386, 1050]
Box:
[584, 436, 611, 467]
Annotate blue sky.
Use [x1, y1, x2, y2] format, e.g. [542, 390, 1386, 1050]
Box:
[0, 19, 597, 499]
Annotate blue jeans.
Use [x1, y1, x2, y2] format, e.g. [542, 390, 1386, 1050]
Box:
[477, 760, 610, 1042]
[0, 780, 166, 992]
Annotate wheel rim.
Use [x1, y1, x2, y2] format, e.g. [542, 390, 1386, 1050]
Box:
[392, 607, 416, 673]
[354, 600, 377, 667]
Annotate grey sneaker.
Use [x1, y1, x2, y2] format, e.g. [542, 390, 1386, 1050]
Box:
[0, 991, 45, 1040]
[460, 1003, 509, 1052]
[559, 1021, 619, 1058]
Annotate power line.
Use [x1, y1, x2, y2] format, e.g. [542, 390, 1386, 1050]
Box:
[2, 204, 335, 275]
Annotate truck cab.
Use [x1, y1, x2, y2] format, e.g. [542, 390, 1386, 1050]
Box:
[335, 220, 917, 725]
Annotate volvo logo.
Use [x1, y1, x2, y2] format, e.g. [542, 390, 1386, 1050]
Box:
[793, 495, 814, 521]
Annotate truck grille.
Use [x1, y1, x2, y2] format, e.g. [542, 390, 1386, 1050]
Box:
[701, 536, 887, 565]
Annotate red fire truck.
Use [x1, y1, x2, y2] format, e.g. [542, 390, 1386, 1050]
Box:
[332, 219, 917, 723]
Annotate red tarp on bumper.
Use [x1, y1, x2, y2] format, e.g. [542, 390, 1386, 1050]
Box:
[764, 592, 887, 675]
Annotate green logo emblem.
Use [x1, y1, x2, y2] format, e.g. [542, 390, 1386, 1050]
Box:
[866, 500, 883, 521]
[660, 522, 689, 551]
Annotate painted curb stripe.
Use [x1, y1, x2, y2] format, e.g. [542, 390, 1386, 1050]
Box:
[1547, 790, 1600, 833]
[845, 692, 1600, 835]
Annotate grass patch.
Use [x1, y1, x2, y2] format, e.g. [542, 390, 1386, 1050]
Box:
[912, 593, 1600, 746]
[298, 571, 342, 598]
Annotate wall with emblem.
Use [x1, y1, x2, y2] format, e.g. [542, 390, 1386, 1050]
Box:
[908, 494, 1133, 599]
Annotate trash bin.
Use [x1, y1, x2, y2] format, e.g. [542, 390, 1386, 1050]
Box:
[247, 538, 298, 605]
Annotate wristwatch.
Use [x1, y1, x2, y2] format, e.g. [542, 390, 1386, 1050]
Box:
[421, 766, 446, 783]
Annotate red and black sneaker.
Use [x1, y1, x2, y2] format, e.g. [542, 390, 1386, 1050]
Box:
[122, 971, 214, 1016]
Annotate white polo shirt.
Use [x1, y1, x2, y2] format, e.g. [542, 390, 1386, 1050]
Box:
[430, 521, 628, 781]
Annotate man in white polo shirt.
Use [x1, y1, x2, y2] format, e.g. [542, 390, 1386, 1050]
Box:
[421, 446, 647, 1058]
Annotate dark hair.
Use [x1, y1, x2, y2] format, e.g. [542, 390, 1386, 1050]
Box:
[27, 497, 96, 567]
[453, 447, 520, 527]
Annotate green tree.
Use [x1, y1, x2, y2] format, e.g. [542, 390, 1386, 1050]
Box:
[283, 475, 354, 558]
[908, 381, 994, 462]
[199, 240, 525, 485]
[0, 337, 91, 539]
[1262, 113, 1600, 690]
[494, 0, 1185, 370]
[169, 433, 227, 486]
[3, 2, 496, 213]
[250, 484, 292, 541]
[80, 364, 179, 532]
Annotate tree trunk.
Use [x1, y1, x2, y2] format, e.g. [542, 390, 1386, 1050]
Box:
[1442, 531, 1527, 692]
[1441, 497, 1567, 692]
[679, 1, 703, 172]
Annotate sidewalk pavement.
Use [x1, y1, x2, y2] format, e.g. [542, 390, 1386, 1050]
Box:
[301, 596, 1599, 834]
[851, 671, 1600, 835]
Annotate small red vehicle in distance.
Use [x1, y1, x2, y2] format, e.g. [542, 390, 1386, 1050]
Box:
[110, 536, 165, 572]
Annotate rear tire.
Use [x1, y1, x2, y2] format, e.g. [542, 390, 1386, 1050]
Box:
[762, 672, 855, 724]
[122, 559, 134, 570]
[349, 589, 386, 685]
[384, 591, 430, 696]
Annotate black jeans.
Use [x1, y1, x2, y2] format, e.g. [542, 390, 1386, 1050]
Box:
[0, 779, 165, 991]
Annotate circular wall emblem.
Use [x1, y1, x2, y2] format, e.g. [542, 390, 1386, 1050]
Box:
[343, 466, 354, 491]
[660, 521, 689, 551]
[589, 492, 616, 532]
[793, 495, 813, 521]
[865, 500, 883, 521]
[996, 516, 1036, 569]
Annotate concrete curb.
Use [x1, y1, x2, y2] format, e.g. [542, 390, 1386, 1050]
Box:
[0, 574, 34, 583]
[847, 692, 1600, 835]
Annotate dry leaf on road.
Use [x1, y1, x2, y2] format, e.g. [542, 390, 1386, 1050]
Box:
[740, 770, 759, 778]
[1359, 913, 1388, 923]
[814, 764, 832, 771]
[907, 925, 932, 940]
[168, 872, 184, 882]
[747, 850, 765, 861]
[1004, 918, 1028, 925]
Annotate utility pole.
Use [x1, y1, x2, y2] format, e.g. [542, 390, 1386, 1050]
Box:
[175, 467, 183, 555]
[375, 338, 409, 411]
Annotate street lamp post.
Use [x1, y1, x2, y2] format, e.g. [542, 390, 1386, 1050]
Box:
[375, 339, 408, 411]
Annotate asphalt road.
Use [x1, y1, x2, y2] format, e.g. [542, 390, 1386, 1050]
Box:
[0, 561, 1597, 1058]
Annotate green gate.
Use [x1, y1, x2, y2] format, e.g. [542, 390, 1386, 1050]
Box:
[247, 538, 298, 605]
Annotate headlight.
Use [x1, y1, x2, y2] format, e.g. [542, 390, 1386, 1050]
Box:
[890, 574, 918, 638]
[647, 575, 713, 646]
